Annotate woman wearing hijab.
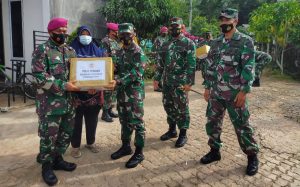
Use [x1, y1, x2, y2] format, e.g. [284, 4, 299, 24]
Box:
[70, 26, 105, 158]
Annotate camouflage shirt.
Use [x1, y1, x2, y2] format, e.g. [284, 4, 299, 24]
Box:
[203, 30, 255, 101]
[154, 34, 196, 86]
[152, 36, 169, 52]
[101, 36, 121, 58]
[31, 39, 76, 116]
[115, 42, 147, 101]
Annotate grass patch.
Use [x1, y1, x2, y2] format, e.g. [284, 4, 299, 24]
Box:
[263, 68, 297, 82]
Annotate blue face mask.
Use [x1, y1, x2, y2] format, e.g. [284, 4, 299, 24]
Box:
[79, 35, 92, 45]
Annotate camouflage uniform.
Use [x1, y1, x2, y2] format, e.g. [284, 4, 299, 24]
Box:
[154, 34, 196, 130]
[114, 36, 147, 148]
[152, 35, 169, 89]
[101, 36, 121, 111]
[254, 50, 272, 79]
[32, 39, 76, 164]
[203, 30, 259, 155]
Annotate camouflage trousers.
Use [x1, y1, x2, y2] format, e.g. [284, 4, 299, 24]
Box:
[162, 85, 190, 129]
[103, 90, 117, 110]
[117, 92, 145, 147]
[205, 98, 259, 155]
[255, 59, 271, 79]
[38, 111, 75, 164]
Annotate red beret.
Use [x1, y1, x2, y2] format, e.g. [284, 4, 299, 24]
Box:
[106, 23, 118, 31]
[47, 17, 68, 32]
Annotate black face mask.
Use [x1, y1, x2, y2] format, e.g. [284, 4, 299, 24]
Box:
[220, 23, 234, 33]
[120, 35, 133, 46]
[170, 28, 181, 37]
[51, 33, 66, 45]
[161, 33, 167, 37]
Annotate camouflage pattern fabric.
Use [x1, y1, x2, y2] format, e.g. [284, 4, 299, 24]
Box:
[38, 111, 75, 163]
[154, 34, 196, 129]
[101, 36, 121, 110]
[31, 39, 76, 163]
[115, 42, 147, 147]
[152, 35, 169, 88]
[203, 30, 259, 155]
[255, 50, 272, 79]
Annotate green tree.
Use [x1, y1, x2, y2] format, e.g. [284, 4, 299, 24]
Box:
[249, 1, 300, 74]
[99, 0, 175, 38]
[191, 16, 219, 37]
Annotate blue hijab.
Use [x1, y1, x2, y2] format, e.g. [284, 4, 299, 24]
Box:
[70, 26, 104, 57]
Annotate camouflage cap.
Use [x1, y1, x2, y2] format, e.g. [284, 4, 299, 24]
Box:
[119, 23, 134, 33]
[219, 8, 238, 19]
[170, 17, 183, 26]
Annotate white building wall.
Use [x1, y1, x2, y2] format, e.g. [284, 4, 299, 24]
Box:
[2, 0, 50, 73]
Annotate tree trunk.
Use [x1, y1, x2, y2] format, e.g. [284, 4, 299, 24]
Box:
[280, 49, 284, 75]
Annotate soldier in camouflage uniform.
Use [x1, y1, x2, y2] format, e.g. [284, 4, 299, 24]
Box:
[110, 23, 147, 168]
[253, 50, 272, 87]
[200, 8, 260, 176]
[100, 23, 120, 122]
[153, 17, 196, 148]
[31, 18, 79, 186]
[152, 26, 169, 92]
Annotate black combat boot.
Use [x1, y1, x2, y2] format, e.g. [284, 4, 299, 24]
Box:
[53, 155, 77, 171]
[101, 109, 113, 122]
[42, 162, 58, 186]
[252, 78, 260, 87]
[175, 129, 188, 148]
[200, 148, 221, 164]
[125, 146, 144, 168]
[111, 141, 133, 160]
[246, 154, 259, 176]
[160, 124, 177, 141]
[108, 107, 119, 118]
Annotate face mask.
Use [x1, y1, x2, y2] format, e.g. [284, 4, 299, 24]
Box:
[120, 34, 133, 46]
[220, 23, 234, 33]
[51, 33, 66, 45]
[170, 28, 181, 37]
[79, 35, 92, 45]
[161, 33, 167, 37]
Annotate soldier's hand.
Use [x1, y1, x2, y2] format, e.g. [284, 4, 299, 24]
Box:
[153, 81, 159, 90]
[65, 81, 80, 91]
[183, 85, 192, 91]
[234, 91, 247, 107]
[204, 89, 210, 102]
[87, 89, 97, 95]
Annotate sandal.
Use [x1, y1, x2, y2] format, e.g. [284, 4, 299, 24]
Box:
[71, 148, 82, 158]
[85, 144, 100, 153]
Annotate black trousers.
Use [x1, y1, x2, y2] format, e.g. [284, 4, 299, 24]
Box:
[71, 105, 101, 148]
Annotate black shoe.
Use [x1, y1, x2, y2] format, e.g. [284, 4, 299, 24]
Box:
[111, 145, 133, 160]
[108, 108, 119, 118]
[160, 124, 177, 141]
[125, 153, 144, 168]
[42, 162, 58, 186]
[175, 129, 188, 148]
[252, 78, 260, 87]
[101, 109, 113, 122]
[160, 131, 177, 141]
[175, 136, 187, 148]
[200, 149, 221, 164]
[53, 156, 77, 171]
[246, 155, 259, 176]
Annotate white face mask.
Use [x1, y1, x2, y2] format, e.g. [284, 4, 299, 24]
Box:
[79, 35, 92, 45]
